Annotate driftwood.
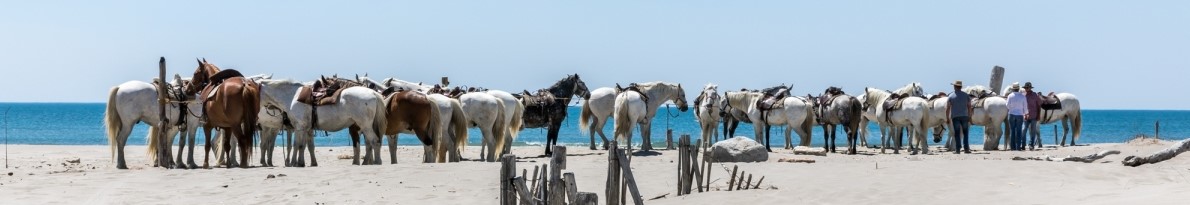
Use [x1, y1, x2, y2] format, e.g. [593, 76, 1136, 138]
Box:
[778, 158, 816, 163]
[1011, 150, 1120, 163]
[1124, 139, 1190, 167]
[792, 146, 827, 156]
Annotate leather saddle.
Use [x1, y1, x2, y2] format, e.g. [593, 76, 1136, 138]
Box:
[519, 89, 557, 107]
[296, 77, 363, 106]
[1041, 93, 1062, 110]
[883, 93, 909, 111]
[616, 83, 650, 104]
[757, 85, 790, 111]
[817, 87, 845, 108]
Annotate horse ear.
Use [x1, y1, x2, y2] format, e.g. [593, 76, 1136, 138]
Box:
[355, 74, 360, 80]
[196, 58, 202, 65]
[202, 58, 208, 63]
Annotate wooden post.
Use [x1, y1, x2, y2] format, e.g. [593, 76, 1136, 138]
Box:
[691, 137, 703, 193]
[514, 177, 537, 205]
[753, 176, 765, 189]
[606, 141, 621, 205]
[736, 171, 746, 190]
[666, 129, 674, 150]
[501, 154, 517, 205]
[549, 146, 566, 205]
[1156, 120, 1160, 139]
[564, 173, 579, 204]
[1053, 125, 1058, 147]
[703, 157, 711, 192]
[574, 192, 599, 205]
[744, 174, 753, 190]
[538, 163, 548, 202]
[614, 150, 645, 205]
[530, 165, 541, 197]
[676, 135, 685, 195]
[727, 165, 738, 191]
[156, 57, 170, 168]
[990, 66, 1005, 95]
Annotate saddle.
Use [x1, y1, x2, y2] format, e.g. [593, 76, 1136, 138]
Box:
[1041, 93, 1062, 110]
[519, 89, 557, 107]
[616, 83, 650, 104]
[818, 87, 846, 108]
[756, 85, 790, 111]
[882, 93, 909, 111]
[296, 76, 363, 106]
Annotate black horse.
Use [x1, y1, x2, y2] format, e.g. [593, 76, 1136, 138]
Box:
[517, 74, 590, 155]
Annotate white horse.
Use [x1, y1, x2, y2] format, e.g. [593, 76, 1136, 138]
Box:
[579, 87, 618, 150]
[863, 87, 929, 154]
[103, 78, 202, 169]
[428, 94, 469, 162]
[722, 91, 815, 150]
[1039, 93, 1082, 146]
[999, 85, 1083, 146]
[458, 92, 508, 162]
[964, 85, 1010, 150]
[486, 90, 524, 156]
[613, 82, 689, 151]
[271, 82, 387, 166]
[923, 93, 953, 149]
[693, 84, 722, 146]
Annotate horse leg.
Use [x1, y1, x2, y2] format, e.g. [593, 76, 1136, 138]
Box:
[764, 124, 773, 152]
[388, 135, 399, 164]
[350, 127, 362, 165]
[306, 133, 318, 167]
[201, 127, 213, 169]
[783, 126, 793, 150]
[821, 125, 830, 152]
[639, 122, 653, 151]
[482, 126, 496, 162]
[596, 120, 611, 150]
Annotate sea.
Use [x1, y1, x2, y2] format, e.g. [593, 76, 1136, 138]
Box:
[0, 103, 1186, 148]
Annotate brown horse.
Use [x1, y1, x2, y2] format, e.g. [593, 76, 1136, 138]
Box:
[381, 90, 444, 163]
[185, 58, 260, 169]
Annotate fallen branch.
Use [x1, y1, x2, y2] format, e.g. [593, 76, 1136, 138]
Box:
[792, 146, 827, 156]
[1010, 150, 1120, 163]
[777, 158, 816, 163]
[1124, 139, 1190, 167]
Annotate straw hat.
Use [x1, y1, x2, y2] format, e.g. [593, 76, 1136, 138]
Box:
[1023, 82, 1034, 89]
[1010, 82, 1020, 90]
[951, 80, 963, 87]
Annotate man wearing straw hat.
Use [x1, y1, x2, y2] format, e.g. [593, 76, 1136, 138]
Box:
[1006, 82, 1027, 151]
[1023, 82, 1043, 150]
[947, 80, 973, 154]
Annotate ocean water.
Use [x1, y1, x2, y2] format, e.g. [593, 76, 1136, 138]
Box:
[0, 103, 1185, 148]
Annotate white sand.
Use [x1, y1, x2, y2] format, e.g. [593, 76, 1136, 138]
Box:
[2, 139, 1189, 204]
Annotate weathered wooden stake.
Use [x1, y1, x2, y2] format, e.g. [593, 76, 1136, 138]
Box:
[574, 192, 599, 205]
[1156, 120, 1160, 139]
[728, 165, 738, 191]
[744, 174, 753, 190]
[514, 177, 537, 205]
[667, 129, 675, 150]
[549, 146, 566, 205]
[606, 141, 621, 205]
[564, 173, 578, 204]
[615, 150, 645, 205]
[753, 176, 765, 189]
[501, 154, 517, 205]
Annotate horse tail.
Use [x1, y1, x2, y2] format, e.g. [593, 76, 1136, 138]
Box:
[104, 86, 122, 161]
[613, 96, 632, 143]
[508, 99, 524, 140]
[450, 100, 469, 154]
[801, 102, 817, 137]
[241, 84, 261, 164]
[425, 99, 441, 147]
[579, 100, 593, 134]
[372, 92, 388, 146]
[146, 124, 160, 164]
[492, 100, 508, 157]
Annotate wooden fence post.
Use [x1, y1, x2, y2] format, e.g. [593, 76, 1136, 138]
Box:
[501, 154, 517, 205]
[549, 146, 566, 205]
[606, 141, 621, 205]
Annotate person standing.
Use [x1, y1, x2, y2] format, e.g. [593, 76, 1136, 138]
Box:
[1023, 82, 1042, 150]
[947, 80, 973, 154]
[1006, 83, 1027, 151]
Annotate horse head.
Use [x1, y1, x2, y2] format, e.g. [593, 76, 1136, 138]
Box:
[671, 83, 689, 112]
[571, 74, 591, 99]
[185, 58, 218, 95]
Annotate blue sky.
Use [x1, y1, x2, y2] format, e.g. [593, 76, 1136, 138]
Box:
[2, 1, 1187, 109]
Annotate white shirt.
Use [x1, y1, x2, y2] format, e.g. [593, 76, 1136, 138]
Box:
[1007, 91, 1027, 115]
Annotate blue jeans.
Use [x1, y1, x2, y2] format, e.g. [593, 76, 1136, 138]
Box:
[951, 116, 971, 153]
[1008, 115, 1024, 150]
[1025, 119, 1040, 148]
